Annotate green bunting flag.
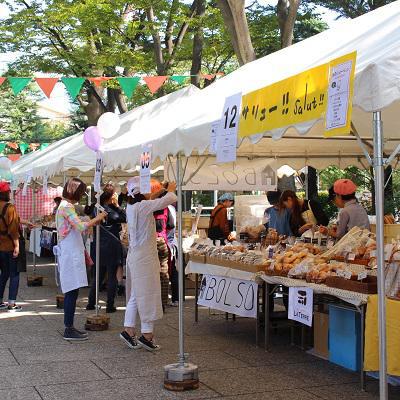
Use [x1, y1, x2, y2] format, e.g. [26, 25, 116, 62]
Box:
[40, 143, 50, 150]
[117, 77, 140, 99]
[61, 77, 85, 100]
[170, 75, 188, 85]
[8, 77, 32, 95]
[0, 143, 6, 153]
[19, 143, 29, 154]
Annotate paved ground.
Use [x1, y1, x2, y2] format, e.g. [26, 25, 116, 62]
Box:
[1, 258, 399, 400]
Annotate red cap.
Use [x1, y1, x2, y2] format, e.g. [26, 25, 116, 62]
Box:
[333, 179, 357, 195]
[0, 181, 10, 193]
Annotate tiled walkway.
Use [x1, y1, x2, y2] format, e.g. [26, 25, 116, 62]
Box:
[0, 259, 399, 400]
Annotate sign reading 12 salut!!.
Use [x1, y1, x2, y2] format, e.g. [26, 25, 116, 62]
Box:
[238, 52, 356, 138]
[197, 274, 258, 318]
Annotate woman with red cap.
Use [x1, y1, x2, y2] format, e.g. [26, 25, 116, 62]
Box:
[321, 179, 370, 239]
[0, 181, 22, 312]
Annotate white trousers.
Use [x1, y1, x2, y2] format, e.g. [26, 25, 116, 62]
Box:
[124, 285, 154, 333]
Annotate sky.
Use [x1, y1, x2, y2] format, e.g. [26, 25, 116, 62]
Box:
[0, 1, 342, 115]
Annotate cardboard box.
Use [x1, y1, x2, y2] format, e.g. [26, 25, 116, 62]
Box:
[314, 312, 329, 359]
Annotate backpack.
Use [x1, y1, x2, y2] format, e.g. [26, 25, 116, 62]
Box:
[207, 206, 225, 241]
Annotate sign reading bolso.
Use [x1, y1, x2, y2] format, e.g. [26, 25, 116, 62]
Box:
[164, 158, 278, 191]
[197, 274, 258, 318]
[288, 287, 314, 327]
[239, 52, 356, 138]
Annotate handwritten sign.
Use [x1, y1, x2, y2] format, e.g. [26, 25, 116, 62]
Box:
[140, 144, 151, 194]
[197, 274, 258, 318]
[22, 170, 32, 196]
[288, 287, 313, 327]
[216, 93, 242, 163]
[42, 170, 48, 195]
[94, 152, 103, 192]
[209, 120, 220, 155]
[239, 52, 356, 138]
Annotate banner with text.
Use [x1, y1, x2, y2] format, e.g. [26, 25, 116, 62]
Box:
[164, 158, 277, 191]
[288, 287, 314, 327]
[197, 274, 258, 318]
[239, 52, 356, 138]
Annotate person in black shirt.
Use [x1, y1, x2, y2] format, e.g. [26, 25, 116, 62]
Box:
[86, 183, 126, 313]
[280, 190, 329, 237]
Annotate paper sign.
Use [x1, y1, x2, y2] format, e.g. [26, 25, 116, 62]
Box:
[325, 53, 356, 136]
[216, 93, 241, 163]
[288, 287, 313, 327]
[94, 152, 103, 192]
[239, 52, 356, 138]
[140, 144, 151, 194]
[197, 274, 258, 318]
[42, 170, 48, 195]
[357, 271, 367, 281]
[209, 120, 220, 155]
[22, 171, 32, 196]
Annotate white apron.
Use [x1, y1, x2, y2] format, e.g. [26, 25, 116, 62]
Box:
[126, 236, 163, 323]
[58, 227, 88, 294]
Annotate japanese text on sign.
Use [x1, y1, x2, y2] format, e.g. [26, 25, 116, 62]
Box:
[239, 52, 356, 138]
[94, 152, 103, 192]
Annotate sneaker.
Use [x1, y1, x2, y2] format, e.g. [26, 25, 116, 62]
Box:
[106, 306, 117, 313]
[138, 335, 161, 352]
[7, 304, 22, 312]
[119, 331, 141, 349]
[74, 328, 88, 337]
[63, 327, 88, 341]
[170, 301, 179, 307]
[0, 302, 8, 311]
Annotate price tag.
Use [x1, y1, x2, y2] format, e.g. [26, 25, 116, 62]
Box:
[347, 253, 356, 261]
[357, 271, 367, 281]
[343, 270, 352, 280]
[94, 151, 103, 192]
[216, 93, 242, 163]
[139, 144, 151, 194]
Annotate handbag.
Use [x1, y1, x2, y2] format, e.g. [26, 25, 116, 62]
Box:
[301, 201, 317, 225]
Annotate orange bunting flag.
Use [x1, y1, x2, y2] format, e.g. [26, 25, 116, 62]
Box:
[201, 74, 215, 81]
[29, 143, 40, 151]
[89, 77, 112, 87]
[7, 142, 18, 150]
[143, 76, 167, 94]
[0, 77, 5, 86]
[35, 78, 59, 98]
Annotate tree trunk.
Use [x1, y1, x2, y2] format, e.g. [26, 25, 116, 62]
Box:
[191, 0, 206, 87]
[277, 0, 301, 48]
[216, 0, 256, 66]
[84, 87, 107, 126]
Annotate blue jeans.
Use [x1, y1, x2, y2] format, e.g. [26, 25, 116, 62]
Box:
[64, 289, 79, 328]
[0, 251, 20, 303]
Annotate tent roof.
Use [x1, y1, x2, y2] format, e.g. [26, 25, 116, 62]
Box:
[104, 1, 400, 171]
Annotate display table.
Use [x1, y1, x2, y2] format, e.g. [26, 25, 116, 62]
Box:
[187, 260, 368, 390]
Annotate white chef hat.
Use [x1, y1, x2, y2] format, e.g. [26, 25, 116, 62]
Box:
[127, 176, 140, 196]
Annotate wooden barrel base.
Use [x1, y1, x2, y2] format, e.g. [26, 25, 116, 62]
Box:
[27, 276, 43, 287]
[164, 379, 199, 391]
[56, 295, 64, 309]
[85, 315, 110, 331]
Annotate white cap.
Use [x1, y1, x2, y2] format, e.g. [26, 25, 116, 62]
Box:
[127, 176, 140, 196]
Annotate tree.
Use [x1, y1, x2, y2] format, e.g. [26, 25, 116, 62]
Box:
[277, 0, 301, 48]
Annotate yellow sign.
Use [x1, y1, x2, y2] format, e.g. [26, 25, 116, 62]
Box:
[238, 52, 356, 138]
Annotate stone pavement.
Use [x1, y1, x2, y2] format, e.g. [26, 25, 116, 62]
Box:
[1, 258, 399, 400]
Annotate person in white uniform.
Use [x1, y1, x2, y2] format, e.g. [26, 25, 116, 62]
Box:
[56, 178, 107, 341]
[120, 177, 177, 351]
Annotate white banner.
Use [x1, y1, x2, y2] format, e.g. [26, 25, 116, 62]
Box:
[164, 158, 277, 191]
[42, 170, 48, 195]
[288, 287, 313, 327]
[94, 151, 103, 192]
[197, 274, 258, 318]
[140, 144, 151, 194]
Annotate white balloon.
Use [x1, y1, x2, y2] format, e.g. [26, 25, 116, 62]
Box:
[0, 156, 11, 171]
[97, 112, 121, 139]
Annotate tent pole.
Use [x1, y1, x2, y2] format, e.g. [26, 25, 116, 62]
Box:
[177, 153, 185, 366]
[95, 191, 100, 317]
[32, 181, 37, 274]
[372, 111, 388, 400]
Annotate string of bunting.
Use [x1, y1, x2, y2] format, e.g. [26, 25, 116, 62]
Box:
[0, 73, 224, 99]
[0, 142, 49, 155]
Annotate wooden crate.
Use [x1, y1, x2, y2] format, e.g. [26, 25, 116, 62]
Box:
[370, 224, 400, 244]
[325, 275, 377, 294]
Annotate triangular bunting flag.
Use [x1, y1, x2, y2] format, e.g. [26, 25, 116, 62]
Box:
[117, 77, 140, 99]
[0, 77, 5, 86]
[7, 154, 20, 162]
[143, 76, 167, 94]
[89, 77, 112, 87]
[170, 75, 188, 85]
[61, 77, 85, 100]
[19, 143, 29, 154]
[201, 74, 215, 81]
[0, 143, 6, 153]
[7, 142, 18, 150]
[8, 77, 32, 95]
[29, 143, 40, 151]
[35, 77, 59, 98]
[40, 143, 50, 151]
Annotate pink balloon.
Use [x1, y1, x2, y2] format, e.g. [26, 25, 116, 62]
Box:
[83, 126, 103, 152]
